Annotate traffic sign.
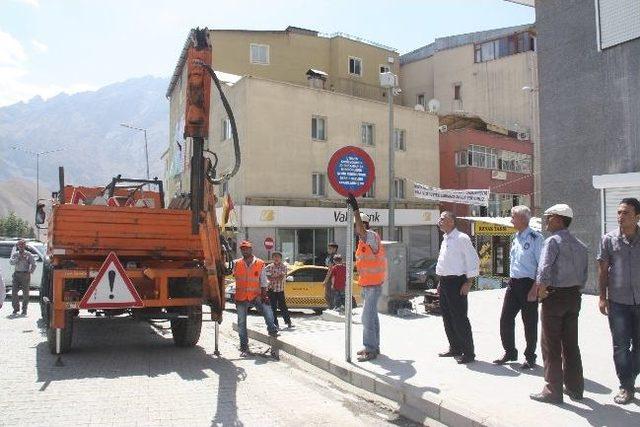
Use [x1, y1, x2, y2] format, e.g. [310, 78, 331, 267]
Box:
[264, 237, 274, 251]
[78, 252, 144, 309]
[327, 146, 375, 197]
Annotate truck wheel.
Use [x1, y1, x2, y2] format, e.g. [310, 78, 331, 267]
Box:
[171, 305, 202, 347]
[40, 263, 53, 324]
[47, 311, 74, 354]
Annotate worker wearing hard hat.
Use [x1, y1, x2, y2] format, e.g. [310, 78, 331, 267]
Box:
[233, 240, 278, 357]
[530, 204, 588, 404]
[347, 194, 386, 362]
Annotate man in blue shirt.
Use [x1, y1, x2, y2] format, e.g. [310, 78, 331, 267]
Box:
[494, 206, 543, 369]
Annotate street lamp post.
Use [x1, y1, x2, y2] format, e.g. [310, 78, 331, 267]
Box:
[11, 146, 66, 239]
[120, 123, 150, 180]
[380, 71, 398, 241]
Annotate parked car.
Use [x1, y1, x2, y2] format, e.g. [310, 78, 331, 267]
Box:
[225, 264, 362, 314]
[0, 240, 46, 295]
[408, 258, 438, 289]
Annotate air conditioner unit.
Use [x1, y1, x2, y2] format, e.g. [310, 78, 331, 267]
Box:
[438, 125, 448, 133]
[517, 131, 530, 141]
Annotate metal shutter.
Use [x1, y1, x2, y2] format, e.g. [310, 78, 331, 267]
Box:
[598, 0, 640, 49]
[604, 186, 640, 232]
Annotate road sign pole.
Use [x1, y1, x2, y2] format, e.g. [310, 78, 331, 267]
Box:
[345, 204, 354, 363]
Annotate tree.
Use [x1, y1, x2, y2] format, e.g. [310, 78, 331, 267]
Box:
[0, 212, 35, 238]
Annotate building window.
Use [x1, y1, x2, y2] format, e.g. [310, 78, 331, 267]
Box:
[393, 178, 405, 199]
[393, 129, 406, 151]
[416, 93, 426, 108]
[312, 173, 326, 196]
[363, 180, 375, 198]
[455, 151, 469, 167]
[596, 0, 640, 50]
[311, 116, 326, 141]
[497, 150, 532, 174]
[468, 145, 497, 169]
[379, 65, 390, 74]
[250, 43, 269, 65]
[361, 122, 375, 146]
[454, 84, 462, 101]
[221, 118, 232, 141]
[473, 31, 535, 63]
[348, 56, 362, 76]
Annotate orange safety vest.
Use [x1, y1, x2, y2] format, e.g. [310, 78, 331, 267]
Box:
[233, 257, 264, 302]
[355, 231, 386, 287]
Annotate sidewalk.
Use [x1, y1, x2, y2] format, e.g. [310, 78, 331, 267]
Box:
[236, 289, 640, 427]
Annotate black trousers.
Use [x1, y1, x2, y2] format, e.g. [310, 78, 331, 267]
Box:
[500, 277, 538, 361]
[439, 275, 475, 357]
[268, 290, 291, 327]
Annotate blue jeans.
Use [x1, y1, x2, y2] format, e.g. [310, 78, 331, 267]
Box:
[608, 301, 640, 390]
[362, 285, 382, 354]
[236, 299, 278, 351]
[333, 290, 345, 309]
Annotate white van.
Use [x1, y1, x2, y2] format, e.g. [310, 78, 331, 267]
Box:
[0, 240, 46, 296]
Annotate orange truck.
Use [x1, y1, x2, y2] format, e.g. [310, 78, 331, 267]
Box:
[38, 28, 239, 354]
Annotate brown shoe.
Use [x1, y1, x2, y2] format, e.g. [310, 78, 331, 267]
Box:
[530, 392, 562, 404]
[614, 388, 634, 405]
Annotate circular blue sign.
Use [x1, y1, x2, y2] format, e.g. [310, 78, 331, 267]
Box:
[327, 146, 375, 197]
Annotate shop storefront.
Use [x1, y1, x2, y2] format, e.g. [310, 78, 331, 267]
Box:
[462, 216, 542, 290]
[221, 205, 440, 264]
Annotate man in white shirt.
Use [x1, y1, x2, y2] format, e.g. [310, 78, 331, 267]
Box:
[436, 211, 480, 364]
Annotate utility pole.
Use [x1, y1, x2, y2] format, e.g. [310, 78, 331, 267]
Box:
[380, 71, 397, 241]
[11, 146, 66, 240]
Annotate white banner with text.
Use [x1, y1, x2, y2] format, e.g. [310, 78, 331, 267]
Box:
[413, 182, 490, 206]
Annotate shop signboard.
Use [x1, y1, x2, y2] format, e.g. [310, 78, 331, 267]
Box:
[474, 221, 516, 236]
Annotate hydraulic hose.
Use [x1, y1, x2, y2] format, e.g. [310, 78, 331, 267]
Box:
[194, 59, 241, 185]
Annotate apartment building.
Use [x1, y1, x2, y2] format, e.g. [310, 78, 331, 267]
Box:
[400, 25, 540, 214]
[167, 26, 400, 105]
[165, 28, 440, 263]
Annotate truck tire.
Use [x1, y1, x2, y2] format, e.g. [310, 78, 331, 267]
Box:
[47, 311, 74, 354]
[40, 262, 53, 325]
[171, 305, 202, 347]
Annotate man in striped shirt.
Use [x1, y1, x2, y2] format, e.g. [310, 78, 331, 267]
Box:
[264, 252, 293, 329]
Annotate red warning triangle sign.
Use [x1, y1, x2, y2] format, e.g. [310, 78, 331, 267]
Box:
[79, 252, 144, 309]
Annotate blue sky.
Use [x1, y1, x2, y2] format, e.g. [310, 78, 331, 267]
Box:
[0, 0, 534, 106]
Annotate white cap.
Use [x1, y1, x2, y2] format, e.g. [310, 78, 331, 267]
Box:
[544, 203, 573, 218]
[358, 212, 370, 223]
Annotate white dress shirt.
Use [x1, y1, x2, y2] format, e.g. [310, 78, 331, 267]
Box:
[436, 228, 480, 278]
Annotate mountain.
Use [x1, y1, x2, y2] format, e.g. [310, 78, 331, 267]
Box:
[0, 76, 170, 191]
[0, 178, 50, 225]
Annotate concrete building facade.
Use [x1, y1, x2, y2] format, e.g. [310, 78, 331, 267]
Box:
[534, 0, 640, 293]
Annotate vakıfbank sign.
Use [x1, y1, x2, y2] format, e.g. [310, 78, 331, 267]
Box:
[224, 205, 439, 228]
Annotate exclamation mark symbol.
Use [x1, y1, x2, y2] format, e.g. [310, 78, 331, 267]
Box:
[108, 270, 116, 299]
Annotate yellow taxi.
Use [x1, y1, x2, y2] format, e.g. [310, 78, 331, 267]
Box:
[284, 264, 363, 313]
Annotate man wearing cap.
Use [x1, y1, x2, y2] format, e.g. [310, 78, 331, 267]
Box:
[233, 240, 278, 356]
[530, 204, 588, 404]
[9, 239, 36, 316]
[264, 251, 293, 329]
[323, 242, 339, 308]
[347, 194, 386, 362]
[436, 211, 480, 364]
[597, 197, 640, 405]
[494, 205, 543, 369]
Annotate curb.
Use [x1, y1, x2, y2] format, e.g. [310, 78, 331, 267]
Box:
[232, 322, 496, 427]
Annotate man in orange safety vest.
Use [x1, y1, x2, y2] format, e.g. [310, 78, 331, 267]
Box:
[347, 194, 386, 362]
[233, 240, 278, 357]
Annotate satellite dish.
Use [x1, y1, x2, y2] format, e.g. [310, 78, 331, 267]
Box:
[428, 99, 440, 113]
[414, 104, 425, 112]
